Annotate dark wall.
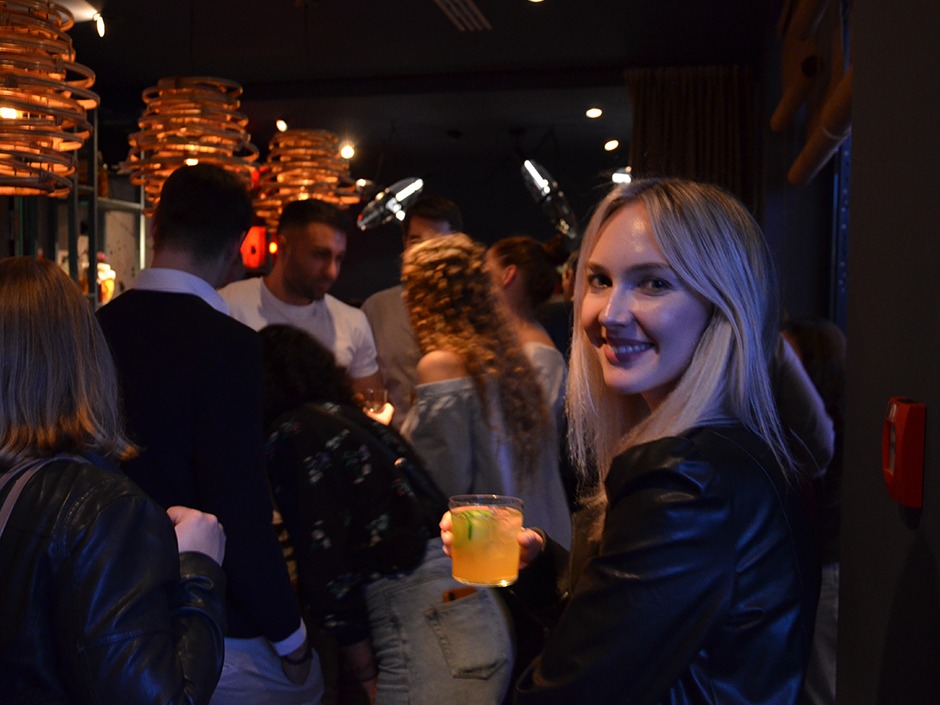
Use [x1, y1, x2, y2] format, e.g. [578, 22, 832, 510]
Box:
[756, 1, 838, 324]
[838, 1, 940, 702]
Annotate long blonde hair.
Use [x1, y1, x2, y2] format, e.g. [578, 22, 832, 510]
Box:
[567, 179, 793, 517]
[401, 233, 550, 478]
[0, 257, 134, 465]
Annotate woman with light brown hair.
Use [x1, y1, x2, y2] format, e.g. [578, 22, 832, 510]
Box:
[0, 256, 227, 704]
[400, 233, 571, 547]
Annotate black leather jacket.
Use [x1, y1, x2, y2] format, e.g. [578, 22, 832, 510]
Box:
[0, 458, 226, 704]
[513, 426, 819, 705]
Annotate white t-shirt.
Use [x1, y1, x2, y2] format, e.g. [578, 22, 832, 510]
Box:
[218, 277, 379, 380]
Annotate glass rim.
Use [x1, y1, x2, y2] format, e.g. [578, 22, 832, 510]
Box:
[448, 493, 524, 508]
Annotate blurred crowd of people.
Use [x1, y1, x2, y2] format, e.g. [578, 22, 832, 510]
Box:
[1, 165, 843, 705]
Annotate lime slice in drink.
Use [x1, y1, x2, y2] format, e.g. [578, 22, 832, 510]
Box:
[454, 508, 494, 545]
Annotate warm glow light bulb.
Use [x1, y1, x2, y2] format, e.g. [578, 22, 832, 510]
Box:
[604, 139, 620, 152]
[94, 13, 105, 38]
[275, 119, 288, 132]
[585, 107, 603, 119]
[268, 241, 278, 255]
[340, 144, 355, 159]
[0, 107, 18, 119]
[184, 157, 199, 166]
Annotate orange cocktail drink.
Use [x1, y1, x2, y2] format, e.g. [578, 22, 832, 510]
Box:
[449, 495, 524, 587]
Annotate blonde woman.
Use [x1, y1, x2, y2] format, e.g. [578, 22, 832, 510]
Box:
[443, 180, 819, 704]
[401, 233, 571, 548]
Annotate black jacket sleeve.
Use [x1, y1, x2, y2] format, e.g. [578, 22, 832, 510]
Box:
[61, 491, 227, 705]
[514, 439, 736, 705]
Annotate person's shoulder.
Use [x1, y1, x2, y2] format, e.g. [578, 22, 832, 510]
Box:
[608, 425, 778, 498]
[524, 341, 565, 366]
[361, 285, 402, 313]
[416, 350, 468, 383]
[32, 457, 159, 517]
[218, 276, 261, 302]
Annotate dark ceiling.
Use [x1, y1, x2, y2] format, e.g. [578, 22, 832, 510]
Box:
[61, 0, 775, 293]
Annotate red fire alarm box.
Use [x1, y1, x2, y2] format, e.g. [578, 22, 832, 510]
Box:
[882, 397, 926, 509]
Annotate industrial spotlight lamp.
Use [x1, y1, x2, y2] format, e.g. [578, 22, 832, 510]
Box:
[356, 177, 425, 231]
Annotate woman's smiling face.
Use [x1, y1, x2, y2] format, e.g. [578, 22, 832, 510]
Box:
[580, 201, 712, 409]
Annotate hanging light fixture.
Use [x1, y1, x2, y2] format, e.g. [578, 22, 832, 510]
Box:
[0, 0, 99, 197]
[124, 76, 259, 212]
[255, 128, 359, 230]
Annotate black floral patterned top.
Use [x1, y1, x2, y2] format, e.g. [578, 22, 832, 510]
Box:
[265, 401, 439, 646]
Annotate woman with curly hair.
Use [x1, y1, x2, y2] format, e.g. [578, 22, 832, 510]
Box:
[400, 233, 571, 548]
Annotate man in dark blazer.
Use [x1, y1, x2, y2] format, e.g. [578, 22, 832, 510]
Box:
[98, 165, 322, 705]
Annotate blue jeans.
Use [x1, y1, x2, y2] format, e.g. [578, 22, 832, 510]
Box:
[364, 539, 515, 705]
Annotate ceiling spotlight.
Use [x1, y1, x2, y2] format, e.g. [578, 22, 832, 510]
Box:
[604, 139, 620, 152]
[528, 0, 545, 3]
[340, 143, 355, 159]
[612, 166, 633, 184]
[357, 177, 425, 230]
[585, 107, 603, 119]
[0, 107, 18, 119]
[275, 118, 288, 132]
[93, 12, 105, 37]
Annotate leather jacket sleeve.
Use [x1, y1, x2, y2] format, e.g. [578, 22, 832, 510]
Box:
[59, 489, 227, 705]
[514, 430, 814, 705]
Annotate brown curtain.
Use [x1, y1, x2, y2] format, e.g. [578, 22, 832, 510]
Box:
[625, 65, 758, 209]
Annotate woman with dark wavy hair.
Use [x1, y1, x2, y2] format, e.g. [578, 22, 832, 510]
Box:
[0, 256, 226, 705]
[260, 323, 514, 705]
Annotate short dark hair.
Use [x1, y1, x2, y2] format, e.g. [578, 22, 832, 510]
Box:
[152, 165, 254, 263]
[402, 196, 463, 234]
[277, 198, 351, 235]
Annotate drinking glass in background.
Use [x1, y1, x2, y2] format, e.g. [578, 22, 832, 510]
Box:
[361, 387, 388, 413]
[448, 494, 524, 587]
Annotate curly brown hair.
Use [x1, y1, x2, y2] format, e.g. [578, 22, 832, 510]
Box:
[401, 233, 550, 479]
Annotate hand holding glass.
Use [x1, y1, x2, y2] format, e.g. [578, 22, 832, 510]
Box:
[448, 494, 524, 587]
[362, 387, 388, 413]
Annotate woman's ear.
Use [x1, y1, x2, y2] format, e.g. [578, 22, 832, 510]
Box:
[502, 263, 518, 287]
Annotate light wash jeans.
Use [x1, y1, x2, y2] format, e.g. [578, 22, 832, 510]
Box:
[210, 635, 325, 705]
[364, 538, 515, 705]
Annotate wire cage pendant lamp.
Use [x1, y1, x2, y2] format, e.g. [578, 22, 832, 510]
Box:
[124, 75, 259, 212]
[0, 0, 100, 197]
[255, 128, 359, 231]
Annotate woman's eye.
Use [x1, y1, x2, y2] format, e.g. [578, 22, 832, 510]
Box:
[640, 277, 672, 292]
[586, 272, 611, 289]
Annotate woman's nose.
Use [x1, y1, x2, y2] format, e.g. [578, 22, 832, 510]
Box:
[599, 288, 634, 328]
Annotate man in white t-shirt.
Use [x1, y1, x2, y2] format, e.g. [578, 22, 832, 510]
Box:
[361, 196, 462, 428]
[220, 199, 383, 396]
